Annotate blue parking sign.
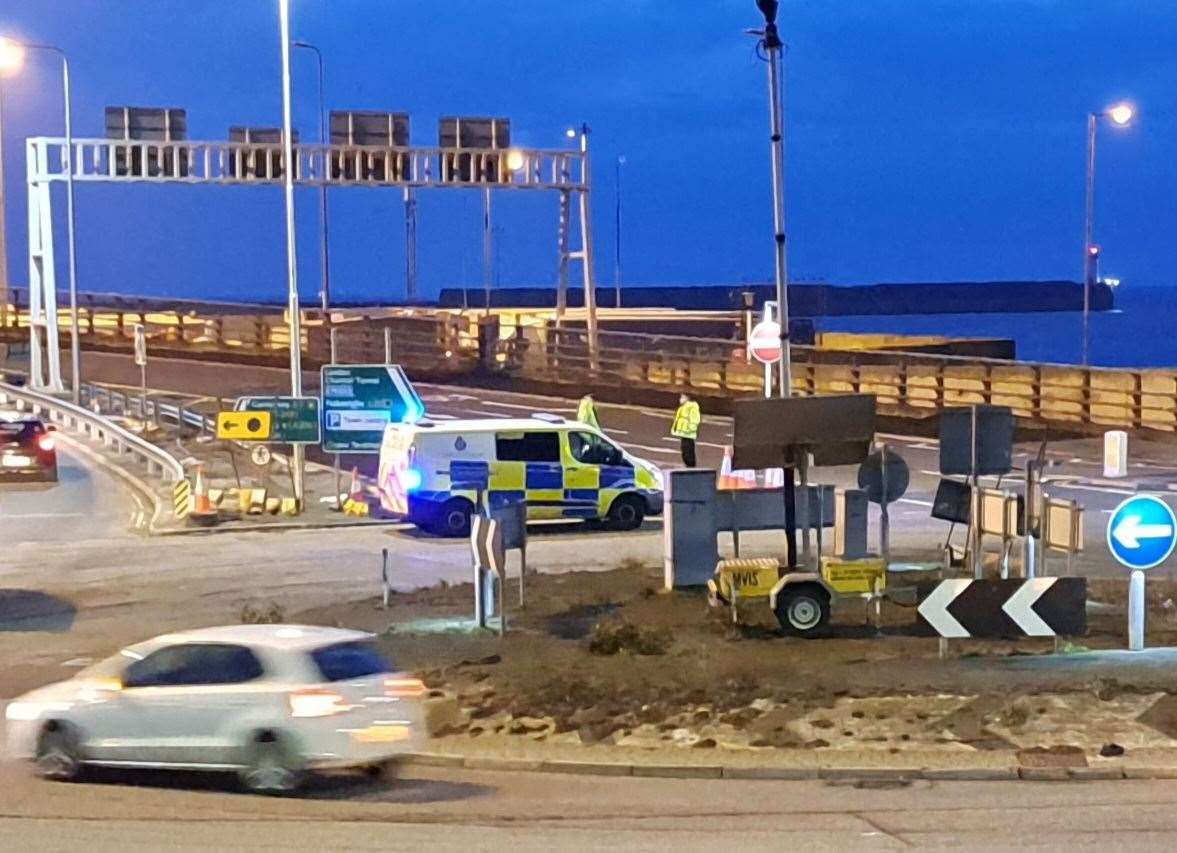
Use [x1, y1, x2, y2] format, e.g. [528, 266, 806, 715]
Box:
[1107, 495, 1177, 570]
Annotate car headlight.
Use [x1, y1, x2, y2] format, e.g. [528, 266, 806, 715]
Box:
[5, 702, 41, 721]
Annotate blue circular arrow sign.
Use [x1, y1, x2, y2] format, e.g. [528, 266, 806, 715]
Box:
[1107, 495, 1177, 570]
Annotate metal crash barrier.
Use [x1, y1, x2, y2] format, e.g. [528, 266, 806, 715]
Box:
[0, 381, 185, 487]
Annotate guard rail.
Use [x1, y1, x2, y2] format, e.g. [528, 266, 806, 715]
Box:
[5, 304, 1177, 437]
[0, 381, 185, 484]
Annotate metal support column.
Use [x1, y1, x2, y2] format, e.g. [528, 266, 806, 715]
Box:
[482, 187, 493, 310]
[404, 187, 417, 301]
[576, 126, 599, 368]
[556, 189, 571, 325]
[26, 140, 64, 392]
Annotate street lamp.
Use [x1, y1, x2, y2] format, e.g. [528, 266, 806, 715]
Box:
[0, 40, 23, 329]
[749, 0, 791, 398]
[292, 40, 330, 317]
[0, 35, 81, 401]
[277, 1, 305, 507]
[1082, 101, 1134, 366]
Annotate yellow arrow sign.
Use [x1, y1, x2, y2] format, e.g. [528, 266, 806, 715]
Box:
[216, 411, 272, 441]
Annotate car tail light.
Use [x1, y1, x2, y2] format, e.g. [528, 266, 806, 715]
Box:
[384, 677, 427, 698]
[37, 435, 55, 452]
[289, 689, 351, 718]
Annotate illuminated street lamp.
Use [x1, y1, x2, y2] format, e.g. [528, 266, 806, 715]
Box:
[1082, 101, 1134, 366]
[505, 148, 524, 173]
[0, 35, 80, 400]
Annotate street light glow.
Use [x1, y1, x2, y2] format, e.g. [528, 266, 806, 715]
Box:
[0, 37, 26, 73]
[505, 148, 524, 171]
[565, 127, 577, 139]
[1108, 103, 1133, 126]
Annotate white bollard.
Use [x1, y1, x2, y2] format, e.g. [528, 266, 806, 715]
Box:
[1104, 430, 1128, 478]
[1128, 569, 1146, 651]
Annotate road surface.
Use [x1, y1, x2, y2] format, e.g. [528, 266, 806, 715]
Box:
[1, 761, 1176, 851]
[0, 439, 137, 545]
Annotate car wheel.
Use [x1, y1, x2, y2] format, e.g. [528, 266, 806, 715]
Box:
[773, 585, 831, 637]
[35, 722, 84, 782]
[435, 499, 473, 538]
[239, 731, 305, 795]
[606, 494, 645, 531]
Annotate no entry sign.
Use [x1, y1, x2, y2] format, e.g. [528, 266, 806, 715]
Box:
[748, 320, 781, 364]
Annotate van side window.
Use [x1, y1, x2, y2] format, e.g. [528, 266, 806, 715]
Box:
[568, 432, 627, 466]
[496, 431, 560, 462]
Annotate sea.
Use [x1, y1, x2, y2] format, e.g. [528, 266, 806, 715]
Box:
[812, 285, 1176, 370]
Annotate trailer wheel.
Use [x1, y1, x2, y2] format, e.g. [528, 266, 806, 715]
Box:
[773, 584, 830, 637]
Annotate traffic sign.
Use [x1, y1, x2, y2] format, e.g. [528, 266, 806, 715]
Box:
[321, 364, 424, 453]
[133, 324, 147, 367]
[1107, 494, 1177, 570]
[857, 447, 910, 505]
[216, 411, 272, 441]
[748, 320, 781, 365]
[234, 396, 321, 445]
[918, 578, 1087, 639]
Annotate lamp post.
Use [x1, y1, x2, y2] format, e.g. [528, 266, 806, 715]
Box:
[0, 37, 80, 400]
[0, 45, 17, 329]
[614, 154, 624, 309]
[566, 125, 598, 363]
[1082, 102, 1133, 366]
[292, 40, 330, 317]
[278, 0, 304, 507]
[751, 1, 791, 398]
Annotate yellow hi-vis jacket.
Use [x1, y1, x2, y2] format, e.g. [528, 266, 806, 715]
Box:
[671, 401, 701, 439]
[577, 396, 601, 430]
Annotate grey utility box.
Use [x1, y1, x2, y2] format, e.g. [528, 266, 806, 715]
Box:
[835, 488, 869, 559]
[663, 469, 719, 589]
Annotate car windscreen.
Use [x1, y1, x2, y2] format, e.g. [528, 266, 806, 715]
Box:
[308, 641, 393, 682]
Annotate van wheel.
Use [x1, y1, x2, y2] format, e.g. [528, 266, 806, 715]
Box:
[773, 584, 830, 637]
[435, 499, 473, 537]
[35, 722, 83, 782]
[606, 494, 645, 531]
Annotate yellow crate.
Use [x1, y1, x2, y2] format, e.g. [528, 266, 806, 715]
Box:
[821, 556, 886, 595]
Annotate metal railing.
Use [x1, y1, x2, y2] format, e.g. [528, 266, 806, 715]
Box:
[0, 381, 185, 484]
[5, 305, 1177, 437]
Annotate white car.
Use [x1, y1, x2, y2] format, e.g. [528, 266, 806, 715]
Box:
[5, 625, 426, 794]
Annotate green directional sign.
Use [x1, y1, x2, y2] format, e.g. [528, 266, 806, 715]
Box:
[233, 396, 321, 445]
[321, 364, 424, 453]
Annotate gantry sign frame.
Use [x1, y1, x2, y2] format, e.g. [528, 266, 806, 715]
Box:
[24, 135, 596, 391]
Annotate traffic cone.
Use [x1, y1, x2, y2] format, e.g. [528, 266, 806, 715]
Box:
[193, 465, 212, 514]
[188, 464, 219, 527]
[343, 467, 370, 517]
[717, 446, 739, 489]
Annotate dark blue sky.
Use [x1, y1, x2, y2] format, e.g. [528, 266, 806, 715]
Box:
[1, 0, 1174, 304]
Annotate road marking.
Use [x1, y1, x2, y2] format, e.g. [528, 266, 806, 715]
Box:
[897, 497, 934, 507]
[621, 442, 681, 457]
[3, 512, 86, 519]
[660, 436, 727, 449]
[1050, 482, 1137, 497]
[424, 412, 458, 420]
[479, 399, 576, 414]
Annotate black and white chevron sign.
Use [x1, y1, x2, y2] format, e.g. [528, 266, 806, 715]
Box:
[917, 578, 1086, 639]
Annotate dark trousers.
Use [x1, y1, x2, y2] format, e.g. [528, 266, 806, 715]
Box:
[680, 437, 697, 468]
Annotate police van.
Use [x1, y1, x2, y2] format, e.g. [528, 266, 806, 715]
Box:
[377, 415, 663, 536]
